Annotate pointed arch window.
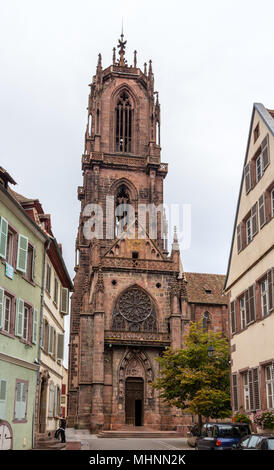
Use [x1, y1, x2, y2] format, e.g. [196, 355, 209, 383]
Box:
[115, 92, 132, 153]
[115, 184, 131, 237]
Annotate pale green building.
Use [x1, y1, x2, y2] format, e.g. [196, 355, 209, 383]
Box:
[0, 168, 48, 450]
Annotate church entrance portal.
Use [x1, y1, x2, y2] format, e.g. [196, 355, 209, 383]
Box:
[125, 378, 144, 426]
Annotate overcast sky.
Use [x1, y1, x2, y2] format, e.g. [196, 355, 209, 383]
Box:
[1, 0, 274, 364]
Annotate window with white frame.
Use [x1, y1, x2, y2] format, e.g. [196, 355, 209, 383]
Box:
[243, 372, 250, 410]
[54, 277, 59, 306]
[240, 297, 246, 329]
[48, 383, 55, 417]
[0, 379, 7, 419]
[271, 189, 274, 219]
[14, 380, 28, 421]
[246, 217, 252, 244]
[3, 295, 11, 334]
[46, 264, 51, 294]
[261, 278, 269, 317]
[22, 305, 30, 341]
[6, 230, 14, 266]
[265, 365, 274, 409]
[256, 154, 263, 182]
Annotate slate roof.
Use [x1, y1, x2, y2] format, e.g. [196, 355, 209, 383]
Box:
[185, 272, 228, 305]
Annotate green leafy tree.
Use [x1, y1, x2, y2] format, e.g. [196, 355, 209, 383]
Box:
[153, 321, 231, 428]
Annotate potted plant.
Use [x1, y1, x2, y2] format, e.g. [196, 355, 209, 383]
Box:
[253, 411, 274, 433]
[232, 413, 251, 424]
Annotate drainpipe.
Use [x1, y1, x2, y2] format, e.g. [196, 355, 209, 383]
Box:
[32, 239, 51, 448]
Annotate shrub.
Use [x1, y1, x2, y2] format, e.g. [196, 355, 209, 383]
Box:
[232, 413, 251, 424]
[253, 411, 274, 430]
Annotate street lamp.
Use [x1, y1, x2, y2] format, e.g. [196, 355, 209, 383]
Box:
[207, 345, 215, 358]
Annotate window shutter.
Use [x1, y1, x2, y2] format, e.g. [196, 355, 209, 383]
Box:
[0, 217, 8, 259]
[245, 290, 250, 325]
[251, 202, 258, 236]
[16, 234, 28, 272]
[0, 287, 4, 330]
[48, 383, 55, 417]
[46, 264, 52, 293]
[232, 374, 238, 411]
[41, 318, 44, 349]
[248, 285, 256, 322]
[32, 247, 36, 280]
[261, 135, 269, 170]
[244, 163, 251, 193]
[0, 379, 7, 420]
[237, 223, 242, 253]
[57, 334, 64, 360]
[259, 194, 266, 228]
[15, 381, 21, 419]
[253, 368, 261, 410]
[54, 385, 58, 416]
[248, 369, 254, 410]
[61, 287, 69, 315]
[267, 269, 273, 312]
[230, 300, 236, 334]
[48, 325, 54, 354]
[32, 308, 38, 344]
[15, 298, 24, 337]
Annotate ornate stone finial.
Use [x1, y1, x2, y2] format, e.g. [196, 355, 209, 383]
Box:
[117, 32, 127, 66]
[97, 53, 102, 69]
[149, 59, 153, 76]
[144, 62, 147, 75]
[113, 47, 116, 65]
[134, 50, 137, 68]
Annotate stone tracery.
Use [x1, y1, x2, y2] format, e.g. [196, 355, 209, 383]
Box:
[112, 286, 157, 332]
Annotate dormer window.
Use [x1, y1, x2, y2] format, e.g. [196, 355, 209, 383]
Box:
[115, 92, 132, 153]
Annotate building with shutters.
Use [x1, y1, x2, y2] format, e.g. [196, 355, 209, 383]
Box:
[38, 234, 73, 437]
[0, 168, 48, 450]
[0, 167, 73, 448]
[224, 103, 274, 421]
[67, 35, 229, 434]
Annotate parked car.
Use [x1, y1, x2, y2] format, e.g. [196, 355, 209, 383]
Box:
[233, 433, 274, 450]
[195, 422, 251, 450]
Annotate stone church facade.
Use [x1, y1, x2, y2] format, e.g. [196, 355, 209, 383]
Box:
[67, 35, 229, 434]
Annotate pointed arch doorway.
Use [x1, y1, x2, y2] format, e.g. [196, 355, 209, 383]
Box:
[125, 377, 144, 426]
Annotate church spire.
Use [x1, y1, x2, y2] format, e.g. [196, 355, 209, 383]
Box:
[172, 226, 180, 251]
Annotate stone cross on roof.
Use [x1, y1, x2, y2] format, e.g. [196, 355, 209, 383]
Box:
[117, 32, 127, 66]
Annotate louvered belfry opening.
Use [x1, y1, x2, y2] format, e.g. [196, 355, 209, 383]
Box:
[115, 91, 132, 153]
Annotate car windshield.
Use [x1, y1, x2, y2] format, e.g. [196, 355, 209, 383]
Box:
[267, 438, 274, 450]
[218, 425, 249, 438]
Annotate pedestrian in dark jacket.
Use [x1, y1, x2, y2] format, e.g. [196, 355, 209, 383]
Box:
[55, 417, 66, 443]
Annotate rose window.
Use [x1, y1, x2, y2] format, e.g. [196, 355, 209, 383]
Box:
[112, 287, 157, 332]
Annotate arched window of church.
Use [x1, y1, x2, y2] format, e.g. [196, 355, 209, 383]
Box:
[115, 91, 132, 153]
[96, 109, 100, 134]
[88, 114, 92, 136]
[202, 311, 211, 331]
[115, 184, 131, 237]
[156, 121, 160, 146]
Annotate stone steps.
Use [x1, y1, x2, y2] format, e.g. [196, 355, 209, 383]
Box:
[34, 439, 66, 450]
[34, 433, 66, 450]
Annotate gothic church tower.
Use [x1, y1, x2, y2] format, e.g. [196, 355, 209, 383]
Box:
[67, 35, 190, 432]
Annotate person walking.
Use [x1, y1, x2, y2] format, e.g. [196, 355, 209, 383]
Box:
[55, 416, 66, 443]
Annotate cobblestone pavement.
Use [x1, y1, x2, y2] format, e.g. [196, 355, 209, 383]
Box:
[65, 428, 193, 451]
